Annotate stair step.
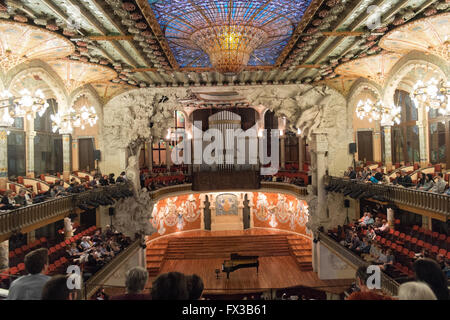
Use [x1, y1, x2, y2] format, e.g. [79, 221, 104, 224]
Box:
[296, 256, 312, 263]
[146, 256, 164, 262]
[147, 249, 166, 256]
[147, 262, 162, 269]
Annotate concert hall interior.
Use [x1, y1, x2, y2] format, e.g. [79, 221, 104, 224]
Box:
[0, 0, 449, 302]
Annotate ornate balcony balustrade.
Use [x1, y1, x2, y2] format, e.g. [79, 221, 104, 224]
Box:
[325, 176, 449, 220]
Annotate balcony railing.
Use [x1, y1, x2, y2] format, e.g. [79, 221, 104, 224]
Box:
[82, 238, 142, 299]
[326, 176, 450, 218]
[0, 184, 133, 240]
[318, 231, 399, 296]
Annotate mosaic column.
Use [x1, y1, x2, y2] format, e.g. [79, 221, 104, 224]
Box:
[298, 135, 304, 172]
[383, 126, 392, 170]
[62, 133, 71, 181]
[72, 138, 79, 172]
[417, 105, 429, 167]
[315, 133, 329, 222]
[280, 136, 286, 169]
[165, 141, 171, 171]
[26, 118, 36, 178]
[0, 240, 8, 269]
[147, 140, 153, 171]
[0, 126, 8, 189]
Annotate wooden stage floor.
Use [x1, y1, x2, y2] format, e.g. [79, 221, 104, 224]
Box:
[153, 256, 353, 295]
[145, 229, 353, 295]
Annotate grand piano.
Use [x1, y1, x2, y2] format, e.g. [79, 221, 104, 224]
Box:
[222, 253, 259, 279]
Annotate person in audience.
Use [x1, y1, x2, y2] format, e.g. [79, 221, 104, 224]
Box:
[381, 173, 391, 185]
[80, 236, 92, 250]
[361, 167, 371, 181]
[413, 258, 449, 300]
[443, 260, 450, 278]
[41, 274, 78, 300]
[400, 171, 413, 188]
[99, 175, 109, 186]
[151, 272, 189, 300]
[360, 213, 374, 227]
[6, 248, 50, 300]
[116, 172, 127, 183]
[54, 180, 68, 196]
[111, 267, 151, 300]
[430, 173, 447, 194]
[375, 248, 388, 265]
[445, 187, 450, 196]
[14, 189, 32, 206]
[375, 219, 389, 234]
[349, 232, 361, 251]
[1, 190, 21, 210]
[364, 243, 381, 263]
[380, 249, 395, 273]
[373, 217, 382, 228]
[355, 238, 371, 255]
[186, 274, 204, 300]
[415, 172, 425, 189]
[108, 173, 116, 184]
[420, 174, 435, 191]
[397, 281, 437, 300]
[436, 254, 446, 270]
[345, 167, 356, 179]
[393, 171, 403, 186]
[374, 168, 383, 182]
[66, 243, 82, 258]
[90, 175, 101, 187]
[346, 266, 393, 300]
[367, 226, 376, 241]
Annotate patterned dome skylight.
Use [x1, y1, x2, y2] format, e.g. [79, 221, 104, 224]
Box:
[149, 0, 313, 70]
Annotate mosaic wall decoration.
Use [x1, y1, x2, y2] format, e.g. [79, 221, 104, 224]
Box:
[151, 193, 202, 235]
[215, 193, 238, 216]
[253, 192, 309, 231]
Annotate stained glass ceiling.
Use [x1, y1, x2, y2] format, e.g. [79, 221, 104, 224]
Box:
[149, 0, 313, 68]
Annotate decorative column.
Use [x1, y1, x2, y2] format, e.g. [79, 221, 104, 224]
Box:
[417, 104, 429, 167]
[26, 118, 36, 178]
[298, 135, 304, 172]
[64, 217, 74, 240]
[62, 132, 71, 181]
[0, 126, 8, 189]
[147, 140, 153, 171]
[387, 207, 395, 228]
[247, 193, 254, 228]
[72, 138, 79, 172]
[0, 240, 8, 269]
[199, 194, 206, 230]
[383, 126, 392, 170]
[165, 141, 171, 171]
[310, 150, 317, 193]
[280, 135, 286, 170]
[315, 133, 329, 222]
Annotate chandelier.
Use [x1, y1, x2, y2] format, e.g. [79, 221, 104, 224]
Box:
[0, 89, 49, 121]
[411, 78, 450, 115]
[191, 25, 267, 75]
[51, 106, 98, 133]
[356, 99, 401, 125]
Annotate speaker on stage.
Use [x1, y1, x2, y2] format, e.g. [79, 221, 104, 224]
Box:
[94, 150, 101, 161]
[344, 199, 350, 208]
[349, 143, 357, 154]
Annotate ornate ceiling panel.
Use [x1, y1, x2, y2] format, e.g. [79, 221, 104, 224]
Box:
[379, 12, 450, 61]
[0, 20, 74, 72]
[335, 52, 402, 85]
[91, 81, 134, 103]
[47, 59, 117, 93]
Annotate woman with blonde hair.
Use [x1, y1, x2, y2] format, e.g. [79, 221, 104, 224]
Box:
[398, 281, 437, 300]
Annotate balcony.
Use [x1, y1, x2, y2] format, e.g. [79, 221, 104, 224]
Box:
[0, 184, 133, 242]
[325, 177, 449, 221]
[318, 231, 399, 296]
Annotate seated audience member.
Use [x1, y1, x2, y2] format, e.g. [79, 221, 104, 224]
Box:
[413, 258, 449, 300]
[109, 173, 116, 184]
[375, 219, 389, 234]
[14, 189, 32, 206]
[116, 172, 127, 183]
[415, 172, 425, 189]
[366, 226, 376, 241]
[99, 175, 109, 186]
[381, 173, 391, 185]
[349, 233, 361, 251]
[430, 173, 447, 194]
[41, 274, 78, 300]
[151, 272, 189, 300]
[397, 281, 437, 300]
[346, 266, 393, 300]
[358, 211, 369, 224]
[373, 217, 382, 228]
[393, 171, 403, 186]
[367, 172, 379, 184]
[400, 171, 413, 188]
[1, 190, 21, 210]
[445, 188, 450, 196]
[375, 248, 388, 265]
[186, 274, 204, 300]
[90, 175, 101, 187]
[415, 248, 431, 260]
[355, 238, 371, 255]
[374, 168, 383, 182]
[345, 167, 356, 179]
[380, 249, 395, 272]
[66, 243, 82, 258]
[7, 248, 50, 300]
[360, 213, 374, 227]
[80, 236, 92, 250]
[443, 260, 450, 278]
[364, 243, 381, 262]
[111, 267, 151, 300]
[420, 174, 435, 191]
